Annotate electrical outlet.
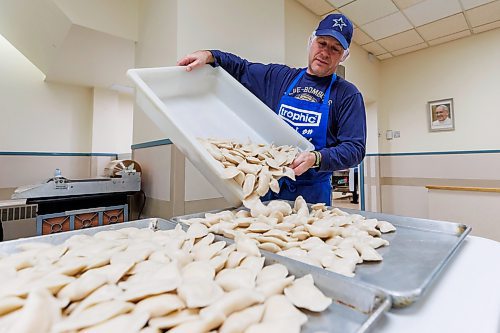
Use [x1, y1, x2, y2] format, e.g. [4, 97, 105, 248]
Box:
[393, 131, 400, 138]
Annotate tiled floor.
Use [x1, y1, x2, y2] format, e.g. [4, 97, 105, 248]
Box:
[331, 192, 360, 210]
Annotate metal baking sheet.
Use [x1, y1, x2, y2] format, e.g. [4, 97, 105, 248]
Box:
[0, 218, 390, 333]
[172, 205, 471, 308]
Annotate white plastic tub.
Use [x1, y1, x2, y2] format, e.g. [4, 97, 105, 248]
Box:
[127, 65, 314, 207]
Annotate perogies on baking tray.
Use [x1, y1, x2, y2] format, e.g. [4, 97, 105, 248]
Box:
[127, 65, 314, 207]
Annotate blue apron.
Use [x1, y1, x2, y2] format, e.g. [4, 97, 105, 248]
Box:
[263, 69, 336, 204]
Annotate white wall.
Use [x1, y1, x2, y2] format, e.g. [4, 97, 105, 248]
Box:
[365, 102, 379, 154]
[176, 0, 285, 63]
[0, 34, 92, 153]
[133, 0, 178, 145]
[344, 42, 381, 104]
[91, 88, 133, 154]
[135, 0, 177, 68]
[52, 0, 139, 41]
[379, 28, 500, 153]
[284, 0, 318, 68]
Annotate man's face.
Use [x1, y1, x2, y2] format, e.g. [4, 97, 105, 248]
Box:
[308, 36, 344, 77]
[435, 106, 449, 121]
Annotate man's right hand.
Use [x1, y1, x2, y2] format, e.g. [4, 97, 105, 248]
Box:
[176, 50, 214, 72]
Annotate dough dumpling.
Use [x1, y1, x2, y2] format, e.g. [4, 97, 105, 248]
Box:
[57, 272, 107, 301]
[133, 294, 185, 318]
[256, 276, 294, 298]
[186, 222, 209, 239]
[69, 284, 123, 317]
[215, 267, 256, 291]
[53, 300, 134, 332]
[8, 289, 61, 333]
[262, 294, 307, 325]
[177, 278, 224, 308]
[256, 264, 289, 285]
[0, 296, 24, 315]
[200, 289, 264, 319]
[284, 274, 332, 312]
[219, 304, 265, 333]
[148, 309, 199, 330]
[80, 311, 149, 333]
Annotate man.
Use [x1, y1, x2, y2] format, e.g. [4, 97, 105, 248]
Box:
[432, 105, 452, 127]
[177, 14, 366, 205]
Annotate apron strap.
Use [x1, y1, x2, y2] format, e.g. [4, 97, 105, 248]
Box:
[284, 69, 306, 95]
[323, 73, 337, 105]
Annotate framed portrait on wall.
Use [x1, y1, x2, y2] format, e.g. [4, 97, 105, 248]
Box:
[428, 98, 455, 132]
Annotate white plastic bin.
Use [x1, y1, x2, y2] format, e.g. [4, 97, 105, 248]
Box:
[127, 65, 314, 207]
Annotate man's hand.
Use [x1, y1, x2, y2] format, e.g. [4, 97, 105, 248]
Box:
[176, 50, 214, 72]
[291, 151, 316, 176]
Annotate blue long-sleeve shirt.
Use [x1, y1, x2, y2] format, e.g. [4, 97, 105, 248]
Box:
[211, 50, 366, 172]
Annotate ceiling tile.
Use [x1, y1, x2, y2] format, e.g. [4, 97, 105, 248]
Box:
[297, 0, 335, 15]
[321, 10, 340, 19]
[427, 29, 471, 45]
[352, 27, 373, 45]
[362, 41, 388, 55]
[338, 0, 399, 26]
[294, 0, 498, 59]
[465, 0, 500, 27]
[472, 19, 500, 32]
[378, 29, 425, 51]
[377, 53, 394, 60]
[459, 0, 494, 10]
[391, 42, 427, 55]
[416, 13, 469, 40]
[362, 11, 413, 40]
[326, 0, 355, 8]
[393, 0, 426, 9]
[403, 0, 462, 26]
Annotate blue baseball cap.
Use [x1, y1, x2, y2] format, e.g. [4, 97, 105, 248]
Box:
[315, 14, 353, 50]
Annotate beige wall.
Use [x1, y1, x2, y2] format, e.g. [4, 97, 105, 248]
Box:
[52, 0, 138, 41]
[362, 28, 500, 236]
[0, 34, 93, 153]
[284, 0, 317, 68]
[373, 151, 500, 241]
[379, 28, 500, 153]
[133, 0, 177, 145]
[176, 0, 285, 63]
[428, 189, 500, 242]
[0, 30, 128, 201]
[365, 102, 379, 154]
[344, 42, 381, 104]
[92, 88, 133, 155]
[1, 30, 134, 156]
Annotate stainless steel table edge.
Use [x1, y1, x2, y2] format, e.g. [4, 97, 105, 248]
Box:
[171, 204, 471, 308]
[0, 217, 391, 333]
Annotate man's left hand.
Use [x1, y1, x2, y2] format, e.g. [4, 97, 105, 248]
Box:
[291, 152, 316, 176]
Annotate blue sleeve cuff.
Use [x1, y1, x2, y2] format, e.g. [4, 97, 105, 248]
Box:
[209, 50, 222, 67]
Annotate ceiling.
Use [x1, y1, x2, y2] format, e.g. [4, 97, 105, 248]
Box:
[296, 0, 500, 60]
[0, 0, 137, 89]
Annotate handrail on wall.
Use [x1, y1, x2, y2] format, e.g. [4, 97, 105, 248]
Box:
[425, 185, 500, 193]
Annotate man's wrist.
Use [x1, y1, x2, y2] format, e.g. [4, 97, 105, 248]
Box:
[204, 50, 214, 64]
[312, 151, 322, 168]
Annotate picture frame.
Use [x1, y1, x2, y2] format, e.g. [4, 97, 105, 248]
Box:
[428, 98, 455, 132]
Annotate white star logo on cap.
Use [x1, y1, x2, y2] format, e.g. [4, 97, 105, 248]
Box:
[332, 17, 347, 31]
